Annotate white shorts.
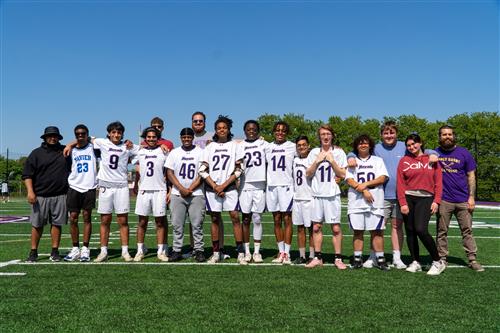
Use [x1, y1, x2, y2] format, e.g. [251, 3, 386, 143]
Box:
[348, 212, 385, 231]
[311, 196, 341, 224]
[292, 200, 312, 227]
[239, 189, 266, 214]
[266, 185, 293, 213]
[97, 186, 130, 214]
[135, 190, 167, 217]
[205, 190, 239, 212]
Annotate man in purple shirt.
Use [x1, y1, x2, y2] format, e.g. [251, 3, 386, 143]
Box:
[436, 125, 484, 271]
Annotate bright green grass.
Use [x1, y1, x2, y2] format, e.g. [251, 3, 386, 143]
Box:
[0, 198, 499, 332]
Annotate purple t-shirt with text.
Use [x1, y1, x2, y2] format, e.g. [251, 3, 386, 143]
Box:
[436, 146, 476, 203]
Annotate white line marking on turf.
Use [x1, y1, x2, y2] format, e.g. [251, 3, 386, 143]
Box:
[0, 259, 21, 268]
[0, 273, 26, 276]
[0, 259, 26, 276]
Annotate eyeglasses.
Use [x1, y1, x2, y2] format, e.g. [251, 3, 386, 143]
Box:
[75, 132, 87, 136]
[192, 120, 204, 124]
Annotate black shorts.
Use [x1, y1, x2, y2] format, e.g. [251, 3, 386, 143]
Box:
[67, 188, 96, 212]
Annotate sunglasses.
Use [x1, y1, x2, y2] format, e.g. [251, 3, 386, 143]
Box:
[192, 120, 204, 124]
[75, 132, 87, 136]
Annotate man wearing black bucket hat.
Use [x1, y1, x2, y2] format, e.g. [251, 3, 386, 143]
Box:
[22, 126, 71, 262]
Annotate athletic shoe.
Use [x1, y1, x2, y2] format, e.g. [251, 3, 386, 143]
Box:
[64, 247, 80, 262]
[377, 257, 390, 272]
[169, 251, 182, 262]
[252, 253, 263, 263]
[244, 252, 252, 262]
[182, 248, 193, 259]
[134, 251, 145, 262]
[282, 253, 292, 265]
[94, 252, 108, 263]
[80, 247, 90, 262]
[121, 252, 133, 262]
[427, 260, 446, 276]
[194, 251, 206, 263]
[49, 250, 61, 262]
[26, 250, 38, 263]
[469, 260, 485, 272]
[393, 259, 407, 269]
[306, 257, 315, 265]
[237, 253, 248, 265]
[362, 258, 374, 268]
[293, 257, 307, 265]
[271, 252, 285, 264]
[406, 261, 422, 273]
[305, 257, 323, 268]
[334, 258, 347, 270]
[157, 253, 169, 262]
[351, 256, 363, 269]
[207, 252, 220, 264]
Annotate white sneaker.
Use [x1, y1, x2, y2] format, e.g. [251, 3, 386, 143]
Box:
[237, 253, 248, 265]
[406, 261, 422, 273]
[157, 253, 169, 262]
[252, 253, 263, 263]
[427, 260, 446, 276]
[80, 247, 90, 262]
[121, 252, 133, 262]
[362, 259, 374, 268]
[94, 251, 108, 263]
[64, 247, 80, 262]
[393, 259, 407, 269]
[244, 252, 252, 262]
[282, 253, 292, 265]
[271, 252, 285, 264]
[134, 251, 145, 262]
[207, 252, 220, 264]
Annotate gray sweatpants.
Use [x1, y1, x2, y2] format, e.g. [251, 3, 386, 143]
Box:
[170, 194, 206, 252]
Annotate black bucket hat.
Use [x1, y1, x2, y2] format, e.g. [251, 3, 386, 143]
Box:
[40, 126, 63, 140]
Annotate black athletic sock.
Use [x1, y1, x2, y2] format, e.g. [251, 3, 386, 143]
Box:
[316, 252, 322, 260]
[73, 242, 79, 248]
[83, 242, 89, 248]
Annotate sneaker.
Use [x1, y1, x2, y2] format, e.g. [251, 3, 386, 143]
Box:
[194, 251, 206, 263]
[244, 252, 252, 262]
[64, 247, 80, 262]
[252, 253, 263, 263]
[207, 252, 220, 264]
[427, 260, 446, 276]
[134, 251, 145, 262]
[351, 256, 363, 269]
[80, 247, 90, 262]
[293, 257, 307, 265]
[26, 250, 38, 263]
[169, 251, 182, 262]
[49, 250, 61, 262]
[362, 258, 374, 268]
[271, 252, 285, 264]
[306, 257, 315, 265]
[157, 253, 169, 262]
[377, 257, 390, 272]
[305, 257, 323, 268]
[121, 252, 133, 262]
[237, 253, 248, 265]
[282, 253, 292, 265]
[406, 261, 422, 273]
[182, 248, 193, 259]
[334, 258, 347, 270]
[393, 259, 407, 269]
[94, 252, 108, 263]
[469, 260, 484, 272]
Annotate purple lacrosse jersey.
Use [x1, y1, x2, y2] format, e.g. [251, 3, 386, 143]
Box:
[436, 146, 476, 203]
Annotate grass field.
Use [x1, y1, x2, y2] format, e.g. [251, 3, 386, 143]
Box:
[1, 197, 499, 332]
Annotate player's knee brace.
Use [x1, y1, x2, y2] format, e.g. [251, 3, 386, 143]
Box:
[252, 212, 263, 240]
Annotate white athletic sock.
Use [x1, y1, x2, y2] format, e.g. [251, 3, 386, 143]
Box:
[393, 250, 401, 261]
[284, 243, 291, 255]
[100, 246, 108, 254]
[354, 251, 362, 257]
[254, 242, 261, 254]
[244, 242, 250, 254]
[158, 244, 165, 254]
[137, 243, 144, 253]
[375, 252, 384, 258]
[81, 246, 88, 251]
[299, 247, 306, 258]
[309, 247, 315, 258]
[278, 241, 285, 253]
[121, 245, 129, 254]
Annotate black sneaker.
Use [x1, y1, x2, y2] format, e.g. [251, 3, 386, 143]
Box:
[376, 257, 390, 271]
[26, 250, 38, 263]
[169, 251, 182, 262]
[49, 250, 61, 262]
[293, 257, 307, 265]
[194, 251, 206, 263]
[351, 256, 363, 269]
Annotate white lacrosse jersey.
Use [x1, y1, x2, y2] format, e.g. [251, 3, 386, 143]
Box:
[202, 141, 243, 186]
[166, 145, 204, 196]
[93, 138, 140, 186]
[68, 143, 98, 193]
[293, 156, 312, 201]
[136, 146, 168, 191]
[308, 147, 347, 197]
[238, 139, 268, 191]
[265, 141, 295, 186]
[346, 155, 388, 215]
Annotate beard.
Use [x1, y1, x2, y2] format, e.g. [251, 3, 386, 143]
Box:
[439, 137, 456, 149]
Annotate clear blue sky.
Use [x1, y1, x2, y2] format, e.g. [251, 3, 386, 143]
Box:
[1, 0, 498, 157]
